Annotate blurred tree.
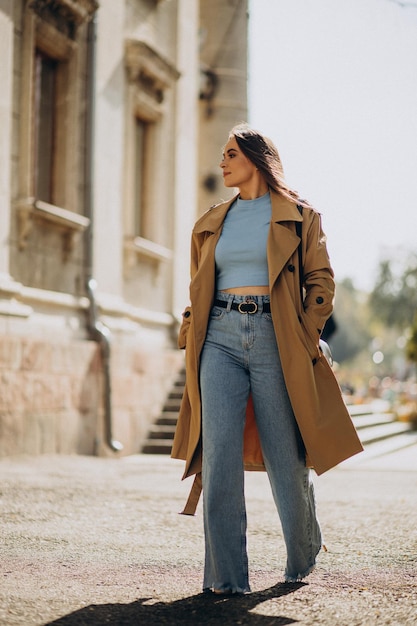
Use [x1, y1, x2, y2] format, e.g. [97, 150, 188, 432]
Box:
[406, 314, 417, 363]
[369, 253, 417, 329]
[369, 253, 417, 364]
[330, 278, 372, 363]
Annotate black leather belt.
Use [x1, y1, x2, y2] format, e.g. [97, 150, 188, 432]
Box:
[214, 299, 270, 314]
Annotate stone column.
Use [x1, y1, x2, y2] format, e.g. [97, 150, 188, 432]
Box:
[91, 0, 125, 304]
[0, 1, 14, 286]
[0, 1, 31, 323]
[172, 0, 200, 319]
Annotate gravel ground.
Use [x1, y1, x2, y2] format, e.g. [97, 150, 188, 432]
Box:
[1, 449, 416, 625]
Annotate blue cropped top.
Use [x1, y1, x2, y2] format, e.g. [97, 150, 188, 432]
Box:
[215, 192, 271, 290]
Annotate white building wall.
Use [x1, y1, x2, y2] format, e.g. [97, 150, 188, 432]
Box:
[93, 1, 125, 301]
[172, 0, 200, 318]
[0, 1, 14, 286]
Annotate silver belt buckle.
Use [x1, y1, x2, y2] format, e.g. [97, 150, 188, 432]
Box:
[237, 300, 258, 314]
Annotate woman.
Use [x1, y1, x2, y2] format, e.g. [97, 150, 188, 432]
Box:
[171, 124, 362, 594]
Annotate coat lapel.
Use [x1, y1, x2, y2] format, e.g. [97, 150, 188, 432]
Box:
[268, 192, 302, 288]
[189, 199, 238, 358]
[190, 196, 237, 343]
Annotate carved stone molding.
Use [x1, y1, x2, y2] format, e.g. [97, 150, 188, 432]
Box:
[29, 0, 99, 26]
[125, 39, 180, 105]
[16, 198, 90, 261]
[124, 236, 172, 285]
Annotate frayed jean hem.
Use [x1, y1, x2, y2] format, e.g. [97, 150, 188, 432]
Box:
[203, 585, 251, 595]
[284, 563, 316, 583]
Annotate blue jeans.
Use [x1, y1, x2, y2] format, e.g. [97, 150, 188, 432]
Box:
[200, 292, 322, 593]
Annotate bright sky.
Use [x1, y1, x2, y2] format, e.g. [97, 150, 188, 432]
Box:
[248, 0, 417, 292]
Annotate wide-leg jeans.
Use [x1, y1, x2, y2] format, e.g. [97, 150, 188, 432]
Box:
[200, 292, 322, 593]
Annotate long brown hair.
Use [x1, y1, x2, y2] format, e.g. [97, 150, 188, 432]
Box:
[230, 123, 309, 207]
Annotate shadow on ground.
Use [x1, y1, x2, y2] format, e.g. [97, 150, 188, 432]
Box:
[45, 582, 305, 625]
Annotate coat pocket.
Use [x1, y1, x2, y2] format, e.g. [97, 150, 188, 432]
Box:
[299, 310, 321, 362]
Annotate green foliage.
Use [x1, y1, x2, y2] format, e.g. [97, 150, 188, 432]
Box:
[328, 272, 416, 395]
[368, 253, 417, 364]
[369, 254, 417, 329]
[406, 313, 417, 363]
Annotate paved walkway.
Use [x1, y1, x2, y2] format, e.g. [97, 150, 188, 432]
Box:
[1, 444, 417, 625]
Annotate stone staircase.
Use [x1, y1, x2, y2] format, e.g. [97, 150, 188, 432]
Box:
[141, 375, 416, 457]
[346, 401, 417, 461]
[348, 402, 410, 443]
[141, 368, 185, 454]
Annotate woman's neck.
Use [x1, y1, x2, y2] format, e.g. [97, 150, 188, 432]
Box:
[238, 179, 269, 200]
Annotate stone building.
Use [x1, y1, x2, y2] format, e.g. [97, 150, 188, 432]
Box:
[0, 0, 248, 457]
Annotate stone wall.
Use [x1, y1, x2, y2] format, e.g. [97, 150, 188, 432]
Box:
[0, 334, 183, 457]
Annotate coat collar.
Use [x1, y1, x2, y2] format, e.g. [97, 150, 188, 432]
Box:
[193, 190, 302, 234]
[193, 195, 238, 234]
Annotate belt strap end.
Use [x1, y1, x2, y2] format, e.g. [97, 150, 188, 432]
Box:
[180, 473, 202, 516]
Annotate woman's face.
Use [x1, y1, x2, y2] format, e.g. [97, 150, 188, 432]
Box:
[220, 137, 257, 190]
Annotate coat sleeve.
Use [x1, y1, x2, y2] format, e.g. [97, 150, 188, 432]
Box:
[301, 210, 335, 338]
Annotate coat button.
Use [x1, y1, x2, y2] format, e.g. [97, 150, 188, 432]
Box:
[316, 296, 324, 304]
[288, 264, 295, 272]
[184, 310, 191, 318]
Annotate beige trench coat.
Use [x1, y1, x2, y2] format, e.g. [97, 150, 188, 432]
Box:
[171, 190, 363, 513]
